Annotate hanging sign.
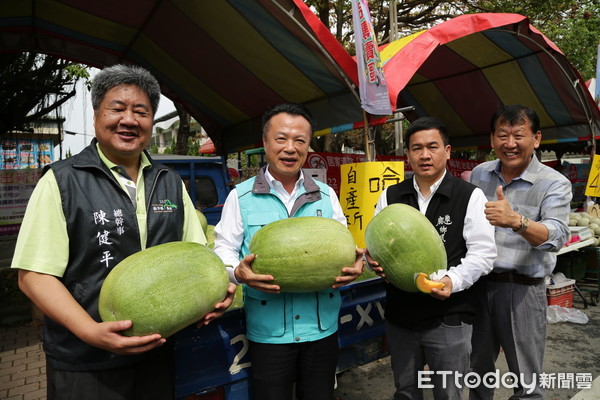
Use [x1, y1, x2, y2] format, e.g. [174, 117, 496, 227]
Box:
[340, 161, 404, 247]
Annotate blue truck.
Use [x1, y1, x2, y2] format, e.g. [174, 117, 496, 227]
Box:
[152, 154, 233, 227]
[155, 154, 388, 400]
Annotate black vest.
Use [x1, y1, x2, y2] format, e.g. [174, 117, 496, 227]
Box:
[43, 141, 184, 370]
[384, 172, 477, 330]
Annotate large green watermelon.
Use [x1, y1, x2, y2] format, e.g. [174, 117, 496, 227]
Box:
[195, 209, 208, 234]
[365, 203, 447, 292]
[99, 241, 229, 337]
[205, 224, 216, 249]
[249, 217, 356, 292]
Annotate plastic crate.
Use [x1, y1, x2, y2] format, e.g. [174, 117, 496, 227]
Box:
[546, 279, 575, 308]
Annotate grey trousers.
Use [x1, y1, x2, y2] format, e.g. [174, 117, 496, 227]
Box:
[386, 320, 472, 400]
[470, 280, 547, 400]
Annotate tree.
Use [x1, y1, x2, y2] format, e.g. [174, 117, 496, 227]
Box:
[174, 102, 193, 155]
[0, 52, 89, 135]
[306, 0, 464, 48]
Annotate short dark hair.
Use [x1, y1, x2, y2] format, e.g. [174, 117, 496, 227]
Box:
[405, 117, 449, 147]
[91, 64, 161, 115]
[490, 104, 540, 134]
[261, 103, 315, 137]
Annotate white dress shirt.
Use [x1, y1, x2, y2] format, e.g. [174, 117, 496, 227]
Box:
[374, 171, 496, 293]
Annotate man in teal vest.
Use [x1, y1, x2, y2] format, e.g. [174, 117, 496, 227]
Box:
[214, 103, 364, 400]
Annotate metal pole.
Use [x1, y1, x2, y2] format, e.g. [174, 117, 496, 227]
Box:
[395, 116, 404, 155]
[390, 0, 398, 42]
[363, 110, 372, 161]
[389, 0, 404, 155]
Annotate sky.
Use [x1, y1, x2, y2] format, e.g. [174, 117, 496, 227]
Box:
[54, 68, 176, 160]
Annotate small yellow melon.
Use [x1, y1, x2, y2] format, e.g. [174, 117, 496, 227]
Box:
[414, 273, 445, 293]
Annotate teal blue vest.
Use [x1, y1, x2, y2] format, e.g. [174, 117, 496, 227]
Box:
[237, 167, 341, 344]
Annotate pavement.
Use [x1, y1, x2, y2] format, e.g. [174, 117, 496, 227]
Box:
[334, 291, 600, 400]
[0, 323, 45, 400]
[1, 286, 599, 400]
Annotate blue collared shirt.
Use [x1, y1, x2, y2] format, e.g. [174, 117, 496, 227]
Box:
[470, 155, 572, 277]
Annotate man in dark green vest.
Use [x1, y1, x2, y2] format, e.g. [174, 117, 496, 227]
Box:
[12, 64, 235, 400]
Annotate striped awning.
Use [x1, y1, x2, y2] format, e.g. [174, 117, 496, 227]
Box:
[0, 0, 363, 153]
[2, 6, 598, 153]
[380, 13, 600, 150]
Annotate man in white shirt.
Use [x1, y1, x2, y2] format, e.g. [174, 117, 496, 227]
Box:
[469, 104, 571, 400]
[366, 117, 496, 400]
[213, 103, 364, 400]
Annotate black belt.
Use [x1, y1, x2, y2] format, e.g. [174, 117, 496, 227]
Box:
[441, 314, 463, 326]
[487, 271, 544, 285]
[400, 313, 469, 331]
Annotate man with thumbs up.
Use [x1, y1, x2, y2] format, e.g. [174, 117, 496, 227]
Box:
[469, 104, 572, 400]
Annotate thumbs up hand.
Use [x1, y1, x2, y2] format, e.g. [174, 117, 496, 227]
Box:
[484, 185, 521, 229]
[495, 185, 505, 201]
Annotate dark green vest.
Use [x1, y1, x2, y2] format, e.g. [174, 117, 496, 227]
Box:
[385, 173, 477, 330]
[43, 140, 184, 371]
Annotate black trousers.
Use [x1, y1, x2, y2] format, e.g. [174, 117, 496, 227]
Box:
[249, 332, 339, 400]
[46, 349, 174, 400]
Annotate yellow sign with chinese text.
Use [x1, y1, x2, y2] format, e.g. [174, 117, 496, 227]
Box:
[585, 154, 600, 197]
[340, 161, 404, 248]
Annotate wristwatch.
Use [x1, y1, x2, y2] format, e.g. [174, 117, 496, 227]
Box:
[513, 215, 529, 234]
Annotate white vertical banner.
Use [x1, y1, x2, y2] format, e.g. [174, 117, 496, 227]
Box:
[351, 0, 393, 116]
